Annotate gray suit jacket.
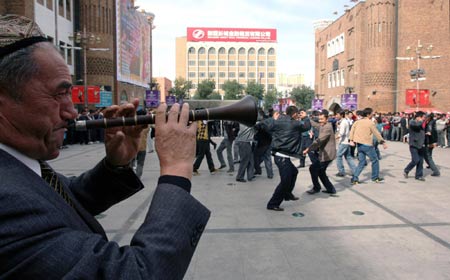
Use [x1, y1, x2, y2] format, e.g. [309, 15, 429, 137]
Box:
[309, 121, 336, 162]
[408, 119, 426, 149]
[0, 150, 210, 279]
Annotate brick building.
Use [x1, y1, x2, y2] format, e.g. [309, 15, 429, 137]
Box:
[0, 0, 153, 108]
[314, 0, 450, 113]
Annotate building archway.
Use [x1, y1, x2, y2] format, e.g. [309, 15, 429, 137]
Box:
[328, 102, 342, 114]
[120, 90, 128, 104]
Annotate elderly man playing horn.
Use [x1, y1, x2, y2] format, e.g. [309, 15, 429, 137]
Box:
[0, 15, 209, 279]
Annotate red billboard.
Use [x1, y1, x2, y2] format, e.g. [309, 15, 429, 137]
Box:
[405, 89, 430, 106]
[72, 85, 101, 104]
[187, 27, 277, 43]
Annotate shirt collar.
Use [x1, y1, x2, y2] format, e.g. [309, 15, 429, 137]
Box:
[0, 143, 41, 176]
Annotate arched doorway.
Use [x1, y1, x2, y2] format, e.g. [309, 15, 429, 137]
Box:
[329, 102, 342, 114]
[120, 90, 128, 104]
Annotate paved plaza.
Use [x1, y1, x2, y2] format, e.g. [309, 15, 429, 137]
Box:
[51, 139, 450, 280]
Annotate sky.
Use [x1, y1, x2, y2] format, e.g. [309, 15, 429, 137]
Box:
[135, 0, 361, 87]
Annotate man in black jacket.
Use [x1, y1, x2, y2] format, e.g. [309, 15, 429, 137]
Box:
[403, 111, 426, 181]
[424, 113, 440, 176]
[255, 106, 311, 211]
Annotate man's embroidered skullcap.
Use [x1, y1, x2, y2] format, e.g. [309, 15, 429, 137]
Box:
[0, 14, 49, 58]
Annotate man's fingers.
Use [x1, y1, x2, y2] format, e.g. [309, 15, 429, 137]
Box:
[167, 103, 180, 123]
[179, 103, 190, 125]
[103, 105, 119, 118]
[155, 103, 168, 127]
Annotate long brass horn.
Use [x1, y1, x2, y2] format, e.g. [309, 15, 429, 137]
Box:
[72, 95, 258, 131]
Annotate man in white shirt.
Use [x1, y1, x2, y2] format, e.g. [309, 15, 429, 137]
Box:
[335, 110, 357, 177]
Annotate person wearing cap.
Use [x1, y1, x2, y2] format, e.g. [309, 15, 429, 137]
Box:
[0, 15, 209, 279]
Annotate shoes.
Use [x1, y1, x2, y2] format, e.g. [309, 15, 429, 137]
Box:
[297, 164, 305, 168]
[426, 166, 430, 169]
[210, 169, 218, 174]
[267, 175, 273, 179]
[218, 165, 227, 169]
[248, 176, 256, 181]
[267, 206, 284, 211]
[351, 180, 360, 185]
[415, 177, 425, 181]
[193, 170, 200, 176]
[372, 177, 384, 183]
[431, 173, 440, 177]
[322, 190, 336, 194]
[254, 171, 262, 175]
[234, 160, 240, 164]
[403, 171, 408, 179]
[285, 196, 299, 201]
[335, 173, 346, 177]
[236, 178, 247, 182]
[226, 169, 234, 173]
[306, 189, 320, 195]
[147, 150, 154, 153]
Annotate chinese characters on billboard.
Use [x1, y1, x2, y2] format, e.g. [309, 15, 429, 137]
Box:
[71, 86, 101, 105]
[116, 0, 151, 88]
[341, 94, 358, 110]
[311, 99, 324, 111]
[187, 27, 277, 43]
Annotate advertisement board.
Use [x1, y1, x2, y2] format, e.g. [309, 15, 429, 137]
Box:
[311, 99, 324, 111]
[145, 90, 160, 108]
[116, 0, 151, 88]
[96, 91, 113, 107]
[340, 94, 358, 110]
[187, 27, 277, 43]
[405, 89, 430, 106]
[166, 95, 176, 106]
[71, 85, 101, 104]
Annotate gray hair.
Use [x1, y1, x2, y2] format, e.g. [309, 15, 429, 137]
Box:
[0, 42, 52, 101]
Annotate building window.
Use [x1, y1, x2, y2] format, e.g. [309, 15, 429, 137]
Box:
[229, 72, 236, 78]
[46, 0, 53, 10]
[268, 72, 275, 78]
[259, 72, 265, 78]
[198, 60, 205, 66]
[189, 72, 196, 78]
[258, 48, 265, 55]
[248, 72, 255, 78]
[209, 60, 215, 66]
[268, 48, 275, 55]
[199, 72, 206, 78]
[239, 72, 245, 78]
[66, 0, 71, 20]
[268, 61, 275, 67]
[238, 48, 246, 55]
[268, 84, 275, 90]
[248, 48, 255, 54]
[229, 48, 236, 54]
[328, 73, 331, 88]
[218, 47, 226, 54]
[229, 61, 235, 66]
[208, 47, 216, 55]
[238, 61, 245, 66]
[258, 61, 265, 66]
[198, 47, 205, 54]
[219, 60, 226, 66]
[219, 72, 226, 78]
[219, 84, 224, 89]
[188, 47, 196, 54]
[67, 44, 72, 65]
[248, 61, 255, 66]
[188, 60, 196, 66]
[209, 72, 215, 78]
[341, 69, 345, 85]
[59, 41, 65, 57]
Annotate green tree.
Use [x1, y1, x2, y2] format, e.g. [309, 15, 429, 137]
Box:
[194, 79, 215, 99]
[290, 85, 315, 110]
[222, 80, 244, 100]
[208, 92, 222, 100]
[245, 80, 264, 101]
[263, 88, 280, 111]
[171, 77, 193, 100]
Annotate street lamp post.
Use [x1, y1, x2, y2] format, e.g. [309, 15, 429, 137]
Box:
[396, 40, 441, 111]
[69, 26, 103, 108]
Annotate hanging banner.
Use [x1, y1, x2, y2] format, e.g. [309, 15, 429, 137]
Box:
[405, 89, 430, 106]
[340, 93, 358, 110]
[96, 91, 113, 107]
[71, 85, 101, 104]
[311, 98, 324, 111]
[166, 95, 176, 106]
[145, 90, 160, 108]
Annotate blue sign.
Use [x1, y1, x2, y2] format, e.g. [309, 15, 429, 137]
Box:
[166, 95, 176, 106]
[146, 90, 160, 108]
[96, 91, 113, 107]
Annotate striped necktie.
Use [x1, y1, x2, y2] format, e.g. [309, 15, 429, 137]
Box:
[39, 161, 74, 207]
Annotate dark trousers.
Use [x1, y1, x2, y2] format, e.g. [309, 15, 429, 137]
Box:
[254, 145, 273, 177]
[194, 140, 215, 172]
[404, 146, 425, 178]
[424, 146, 439, 175]
[309, 160, 336, 193]
[267, 156, 298, 208]
[236, 142, 254, 181]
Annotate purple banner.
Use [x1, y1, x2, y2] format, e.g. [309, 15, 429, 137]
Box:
[341, 94, 358, 110]
[145, 90, 160, 108]
[166, 95, 176, 106]
[272, 104, 280, 112]
[311, 98, 324, 111]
